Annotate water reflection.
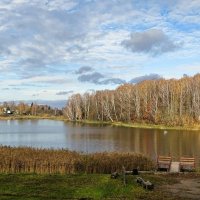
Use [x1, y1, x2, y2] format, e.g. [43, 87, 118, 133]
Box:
[0, 120, 200, 162]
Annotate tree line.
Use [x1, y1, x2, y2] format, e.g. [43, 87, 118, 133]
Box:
[0, 102, 62, 116]
[64, 74, 200, 126]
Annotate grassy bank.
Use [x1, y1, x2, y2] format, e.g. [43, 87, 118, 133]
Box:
[0, 146, 154, 174]
[0, 173, 199, 200]
[111, 121, 200, 131]
[76, 120, 200, 131]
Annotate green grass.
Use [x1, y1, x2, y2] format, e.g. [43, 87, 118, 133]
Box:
[0, 173, 183, 200]
[0, 173, 142, 200]
[0, 173, 144, 199]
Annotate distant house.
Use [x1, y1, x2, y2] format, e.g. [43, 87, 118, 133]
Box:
[3, 107, 14, 115]
[7, 110, 12, 114]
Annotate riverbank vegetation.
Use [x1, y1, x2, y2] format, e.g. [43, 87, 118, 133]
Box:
[75, 120, 200, 131]
[64, 74, 200, 127]
[0, 146, 154, 174]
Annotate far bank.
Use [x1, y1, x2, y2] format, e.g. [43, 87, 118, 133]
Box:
[74, 119, 200, 131]
[1, 115, 200, 131]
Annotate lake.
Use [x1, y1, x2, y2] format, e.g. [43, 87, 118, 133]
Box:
[0, 119, 200, 161]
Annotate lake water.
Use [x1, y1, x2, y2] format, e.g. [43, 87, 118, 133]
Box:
[0, 119, 200, 162]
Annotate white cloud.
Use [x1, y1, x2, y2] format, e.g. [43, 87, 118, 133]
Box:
[168, 0, 200, 23]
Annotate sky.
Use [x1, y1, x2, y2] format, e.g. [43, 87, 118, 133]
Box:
[0, 0, 200, 102]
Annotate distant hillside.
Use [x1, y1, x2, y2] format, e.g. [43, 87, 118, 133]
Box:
[27, 100, 67, 109]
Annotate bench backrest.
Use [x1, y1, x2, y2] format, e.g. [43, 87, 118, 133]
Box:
[157, 156, 172, 163]
[180, 157, 195, 166]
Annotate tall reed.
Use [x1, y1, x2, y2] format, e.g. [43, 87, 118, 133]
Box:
[0, 146, 155, 174]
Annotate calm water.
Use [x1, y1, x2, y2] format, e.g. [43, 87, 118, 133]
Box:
[0, 120, 200, 161]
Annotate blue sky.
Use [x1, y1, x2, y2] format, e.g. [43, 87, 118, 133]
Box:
[0, 0, 200, 101]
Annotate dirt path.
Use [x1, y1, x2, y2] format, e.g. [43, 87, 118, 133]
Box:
[159, 177, 200, 199]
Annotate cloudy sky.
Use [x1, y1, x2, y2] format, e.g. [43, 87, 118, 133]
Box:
[0, 0, 200, 101]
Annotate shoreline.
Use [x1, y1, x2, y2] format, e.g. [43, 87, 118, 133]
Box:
[0, 115, 65, 121]
[75, 120, 200, 131]
[0, 115, 200, 131]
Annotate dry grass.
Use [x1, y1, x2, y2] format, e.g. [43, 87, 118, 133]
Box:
[0, 146, 154, 174]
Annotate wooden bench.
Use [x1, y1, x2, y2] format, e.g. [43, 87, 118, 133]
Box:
[157, 156, 172, 171]
[179, 157, 195, 172]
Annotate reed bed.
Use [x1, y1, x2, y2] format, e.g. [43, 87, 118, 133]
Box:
[0, 146, 154, 174]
